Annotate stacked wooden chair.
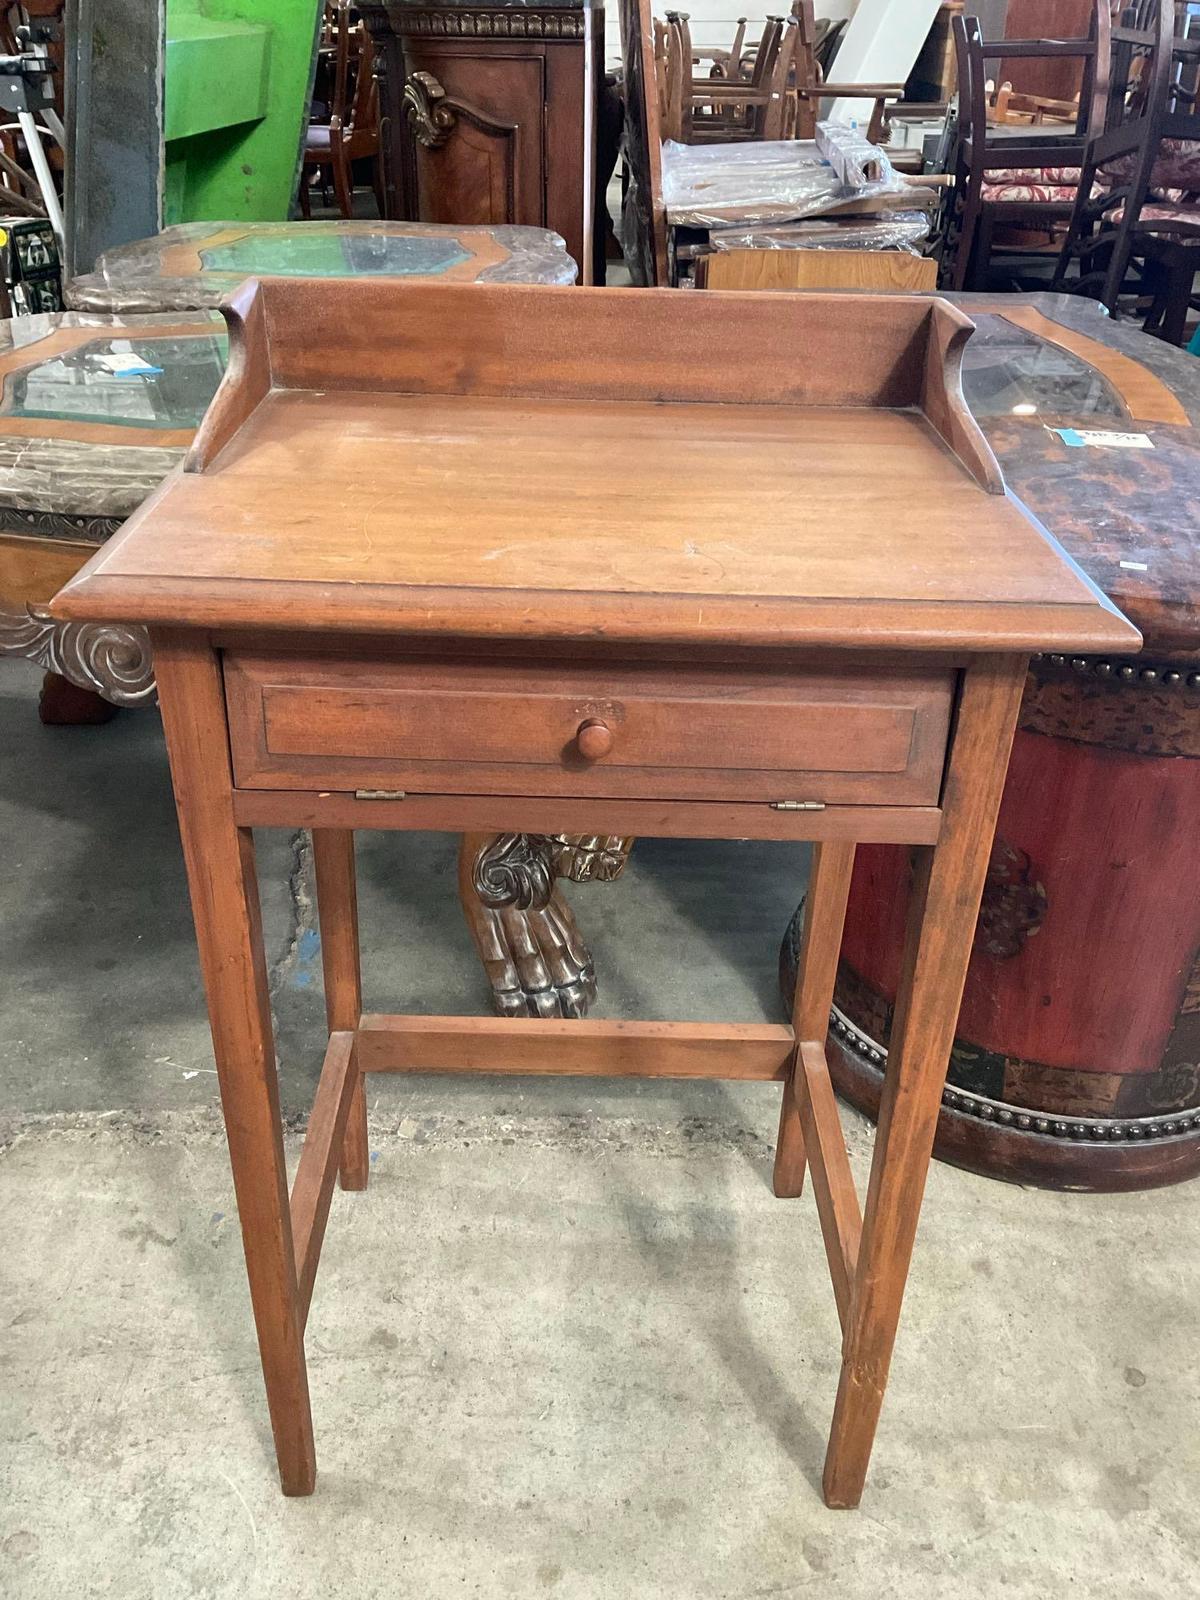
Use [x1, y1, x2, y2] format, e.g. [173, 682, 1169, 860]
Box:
[300, 0, 383, 219]
[660, 12, 791, 144]
[623, 0, 939, 288]
[788, 0, 905, 144]
[688, 17, 749, 82]
[1054, 1, 1200, 343]
[941, 0, 1111, 290]
[657, 2, 906, 151]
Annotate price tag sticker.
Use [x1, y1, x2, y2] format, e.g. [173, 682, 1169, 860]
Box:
[93, 352, 163, 377]
[1052, 427, 1154, 449]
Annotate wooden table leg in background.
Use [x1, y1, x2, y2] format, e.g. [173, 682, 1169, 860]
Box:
[823, 656, 1027, 1508]
[154, 633, 317, 1497]
[313, 829, 369, 1190]
[38, 670, 120, 725]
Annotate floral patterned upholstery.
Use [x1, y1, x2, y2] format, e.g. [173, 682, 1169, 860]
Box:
[1111, 198, 1200, 230]
[981, 180, 1080, 201]
[1100, 137, 1200, 232]
[980, 166, 1081, 204]
[1101, 138, 1200, 193]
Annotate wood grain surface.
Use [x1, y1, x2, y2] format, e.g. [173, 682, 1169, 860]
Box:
[225, 650, 954, 806]
[53, 310, 1137, 652]
[52, 282, 1138, 655]
[700, 250, 938, 294]
[357, 1014, 798, 1079]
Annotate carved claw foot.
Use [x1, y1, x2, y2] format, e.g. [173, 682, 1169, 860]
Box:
[457, 832, 634, 1019]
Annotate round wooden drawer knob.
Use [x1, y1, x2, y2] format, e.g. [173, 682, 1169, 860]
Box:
[576, 717, 614, 761]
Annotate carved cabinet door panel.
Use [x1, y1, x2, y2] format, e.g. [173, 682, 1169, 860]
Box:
[405, 49, 546, 230]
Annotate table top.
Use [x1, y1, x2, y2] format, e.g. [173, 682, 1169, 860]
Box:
[64, 221, 579, 313]
[54, 283, 1137, 657]
[0, 310, 224, 524]
[9, 293, 1199, 658]
[958, 294, 1200, 659]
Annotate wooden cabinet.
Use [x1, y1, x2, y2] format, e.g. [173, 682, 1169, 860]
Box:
[360, 1, 602, 282]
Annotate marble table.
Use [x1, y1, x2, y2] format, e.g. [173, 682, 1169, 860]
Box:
[0, 310, 226, 706]
[8, 219, 578, 706]
[65, 219, 578, 312]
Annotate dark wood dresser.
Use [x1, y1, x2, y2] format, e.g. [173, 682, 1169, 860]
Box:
[360, 0, 602, 282]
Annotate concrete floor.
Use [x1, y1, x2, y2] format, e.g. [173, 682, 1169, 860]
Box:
[1, 660, 1197, 1599]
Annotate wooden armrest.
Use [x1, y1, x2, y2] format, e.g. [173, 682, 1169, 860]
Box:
[888, 102, 950, 119]
[815, 83, 908, 98]
[688, 81, 773, 101]
[985, 39, 1096, 58]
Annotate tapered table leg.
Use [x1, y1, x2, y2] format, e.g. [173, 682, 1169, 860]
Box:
[823, 657, 1027, 1509]
[312, 829, 368, 1190]
[775, 842, 857, 1199]
[155, 633, 316, 1497]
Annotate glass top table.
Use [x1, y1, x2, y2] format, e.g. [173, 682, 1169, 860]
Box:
[3, 329, 226, 434]
[65, 221, 579, 313]
[961, 316, 1126, 421]
[0, 311, 225, 521]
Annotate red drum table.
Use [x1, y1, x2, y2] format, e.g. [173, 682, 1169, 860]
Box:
[784, 294, 1200, 1192]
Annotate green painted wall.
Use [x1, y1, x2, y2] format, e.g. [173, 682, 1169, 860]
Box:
[164, 0, 322, 223]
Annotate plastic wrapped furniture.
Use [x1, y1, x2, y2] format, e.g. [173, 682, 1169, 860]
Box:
[707, 211, 932, 253]
[65, 220, 578, 312]
[659, 137, 907, 229]
[617, 0, 926, 284]
[659, 138, 936, 285]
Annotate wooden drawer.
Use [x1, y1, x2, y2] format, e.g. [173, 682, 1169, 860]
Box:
[224, 652, 954, 806]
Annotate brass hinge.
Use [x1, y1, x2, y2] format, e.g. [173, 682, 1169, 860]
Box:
[354, 789, 407, 801]
[769, 800, 826, 812]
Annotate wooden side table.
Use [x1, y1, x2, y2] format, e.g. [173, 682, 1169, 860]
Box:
[52, 281, 1137, 1509]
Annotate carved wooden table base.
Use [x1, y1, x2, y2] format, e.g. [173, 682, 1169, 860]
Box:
[458, 831, 633, 1016]
[0, 603, 156, 706]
